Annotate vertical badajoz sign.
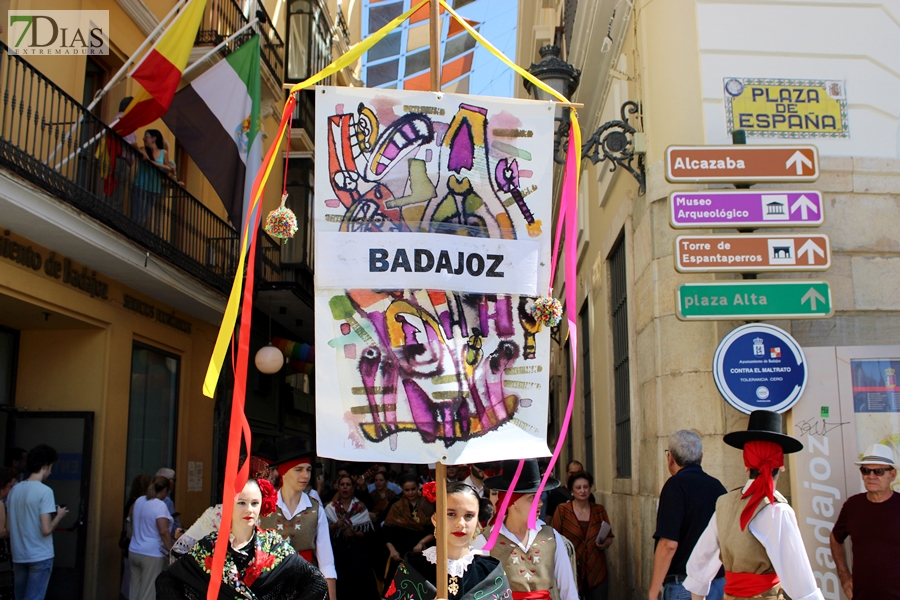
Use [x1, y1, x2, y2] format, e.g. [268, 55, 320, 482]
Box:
[314, 87, 555, 463]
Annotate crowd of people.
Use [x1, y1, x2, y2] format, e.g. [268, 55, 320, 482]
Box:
[2, 409, 898, 600]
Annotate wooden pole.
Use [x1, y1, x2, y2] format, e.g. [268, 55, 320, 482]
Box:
[429, 2, 447, 597]
[435, 463, 448, 599]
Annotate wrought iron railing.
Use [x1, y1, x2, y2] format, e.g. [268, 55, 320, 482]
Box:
[196, 0, 285, 85]
[0, 42, 241, 292]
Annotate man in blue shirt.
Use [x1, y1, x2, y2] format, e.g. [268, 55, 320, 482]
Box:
[7, 444, 68, 600]
[649, 431, 726, 600]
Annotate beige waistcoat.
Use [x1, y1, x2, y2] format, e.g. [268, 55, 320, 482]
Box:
[716, 488, 785, 597]
[259, 497, 319, 554]
[488, 524, 560, 600]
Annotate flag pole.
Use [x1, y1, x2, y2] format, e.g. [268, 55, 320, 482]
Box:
[429, 3, 448, 597]
[86, 0, 189, 112]
[182, 18, 259, 79]
[48, 0, 189, 165]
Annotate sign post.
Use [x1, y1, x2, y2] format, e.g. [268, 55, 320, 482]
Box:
[713, 323, 809, 414]
[676, 281, 833, 320]
[669, 190, 825, 228]
[675, 234, 830, 273]
[665, 145, 819, 183]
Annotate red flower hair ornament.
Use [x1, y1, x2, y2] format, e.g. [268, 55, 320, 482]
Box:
[422, 481, 437, 503]
[257, 478, 278, 517]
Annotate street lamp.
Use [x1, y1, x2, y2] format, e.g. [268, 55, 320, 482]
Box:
[524, 45, 645, 195]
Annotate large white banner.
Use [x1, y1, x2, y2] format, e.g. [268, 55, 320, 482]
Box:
[314, 87, 555, 463]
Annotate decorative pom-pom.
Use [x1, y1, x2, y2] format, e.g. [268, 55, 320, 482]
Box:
[530, 296, 563, 327]
[264, 193, 298, 243]
[257, 478, 278, 517]
[422, 481, 437, 503]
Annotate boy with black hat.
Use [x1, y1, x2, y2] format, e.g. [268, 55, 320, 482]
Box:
[474, 459, 578, 600]
[683, 410, 824, 600]
[259, 436, 337, 600]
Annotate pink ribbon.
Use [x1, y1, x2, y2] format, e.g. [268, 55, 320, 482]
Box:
[483, 125, 581, 546]
[528, 125, 580, 529]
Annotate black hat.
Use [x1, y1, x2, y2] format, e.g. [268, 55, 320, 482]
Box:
[254, 439, 278, 463]
[271, 436, 313, 466]
[723, 410, 803, 454]
[483, 459, 559, 493]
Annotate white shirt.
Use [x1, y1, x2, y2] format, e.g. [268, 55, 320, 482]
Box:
[129, 497, 172, 558]
[276, 490, 337, 579]
[463, 476, 485, 497]
[684, 482, 824, 600]
[473, 520, 578, 600]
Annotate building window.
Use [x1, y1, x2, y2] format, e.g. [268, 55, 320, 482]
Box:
[580, 302, 594, 475]
[287, 0, 332, 83]
[609, 232, 631, 478]
[125, 343, 180, 497]
[282, 158, 314, 270]
[0, 326, 18, 406]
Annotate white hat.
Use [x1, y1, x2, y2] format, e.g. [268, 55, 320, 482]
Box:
[156, 468, 176, 479]
[854, 443, 896, 467]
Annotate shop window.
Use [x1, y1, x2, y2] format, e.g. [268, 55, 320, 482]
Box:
[125, 343, 180, 498]
[609, 232, 631, 478]
[0, 326, 18, 406]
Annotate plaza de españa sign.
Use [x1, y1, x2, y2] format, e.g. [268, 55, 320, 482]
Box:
[666, 145, 819, 183]
[676, 281, 833, 320]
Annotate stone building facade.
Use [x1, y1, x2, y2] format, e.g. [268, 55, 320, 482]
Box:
[517, 1, 900, 597]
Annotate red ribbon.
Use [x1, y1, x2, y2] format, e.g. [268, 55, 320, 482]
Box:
[739, 440, 784, 531]
[724, 571, 780, 597]
[511, 591, 552, 600]
[205, 93, 298, 600]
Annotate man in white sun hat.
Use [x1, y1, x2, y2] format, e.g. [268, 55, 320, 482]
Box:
[830, 443, 900, 600]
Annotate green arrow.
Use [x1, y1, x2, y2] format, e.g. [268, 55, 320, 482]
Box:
[677, 281, 833, 320]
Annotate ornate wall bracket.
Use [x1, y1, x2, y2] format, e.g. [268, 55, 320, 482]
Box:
[553, 100, 645, 195]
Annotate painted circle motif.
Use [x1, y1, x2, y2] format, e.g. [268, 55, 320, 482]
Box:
[713, 323, 807, 414]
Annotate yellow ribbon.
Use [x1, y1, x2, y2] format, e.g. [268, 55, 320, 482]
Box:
[203, 0, 582, 397]
[203, 0, 431, 397]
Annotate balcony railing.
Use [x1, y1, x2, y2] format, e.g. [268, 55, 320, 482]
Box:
[0, 42, 242, 292]
[196, 0, 285, 85]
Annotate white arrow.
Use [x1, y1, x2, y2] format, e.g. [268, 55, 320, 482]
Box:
[797, 239, 825, 264]
[786, 151, 813, 175]
[790, 194, 819, 220]
[801, 287, 825, 311]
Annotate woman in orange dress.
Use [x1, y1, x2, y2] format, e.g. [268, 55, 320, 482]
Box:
[551, 471, 613, 600]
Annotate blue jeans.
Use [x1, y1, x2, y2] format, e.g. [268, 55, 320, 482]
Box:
[663, 576, 725, 600]
[13, 558, 53, 600]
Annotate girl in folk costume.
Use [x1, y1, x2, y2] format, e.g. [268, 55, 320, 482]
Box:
[325, 475, 380, 600]
[475, 459, 579, 600]
[155, 478, 327, 600]
[384, 475, 435, 580]
[385, 482, 513, 600]
[258, 437, 337, 600]
[684, 411, 825, 600]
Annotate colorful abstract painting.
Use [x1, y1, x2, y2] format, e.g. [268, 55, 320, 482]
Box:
[314, 87, 554, 463]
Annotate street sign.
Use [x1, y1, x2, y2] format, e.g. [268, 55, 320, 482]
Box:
[675, 234, 831, 273]
[713, 323, 808, 414]
[665, 145, 819, 183]
[676, 281, 833, 320]
[669, 190, 825, 228]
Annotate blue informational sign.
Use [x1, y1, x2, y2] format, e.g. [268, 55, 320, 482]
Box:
[713, 323, 808, 414]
